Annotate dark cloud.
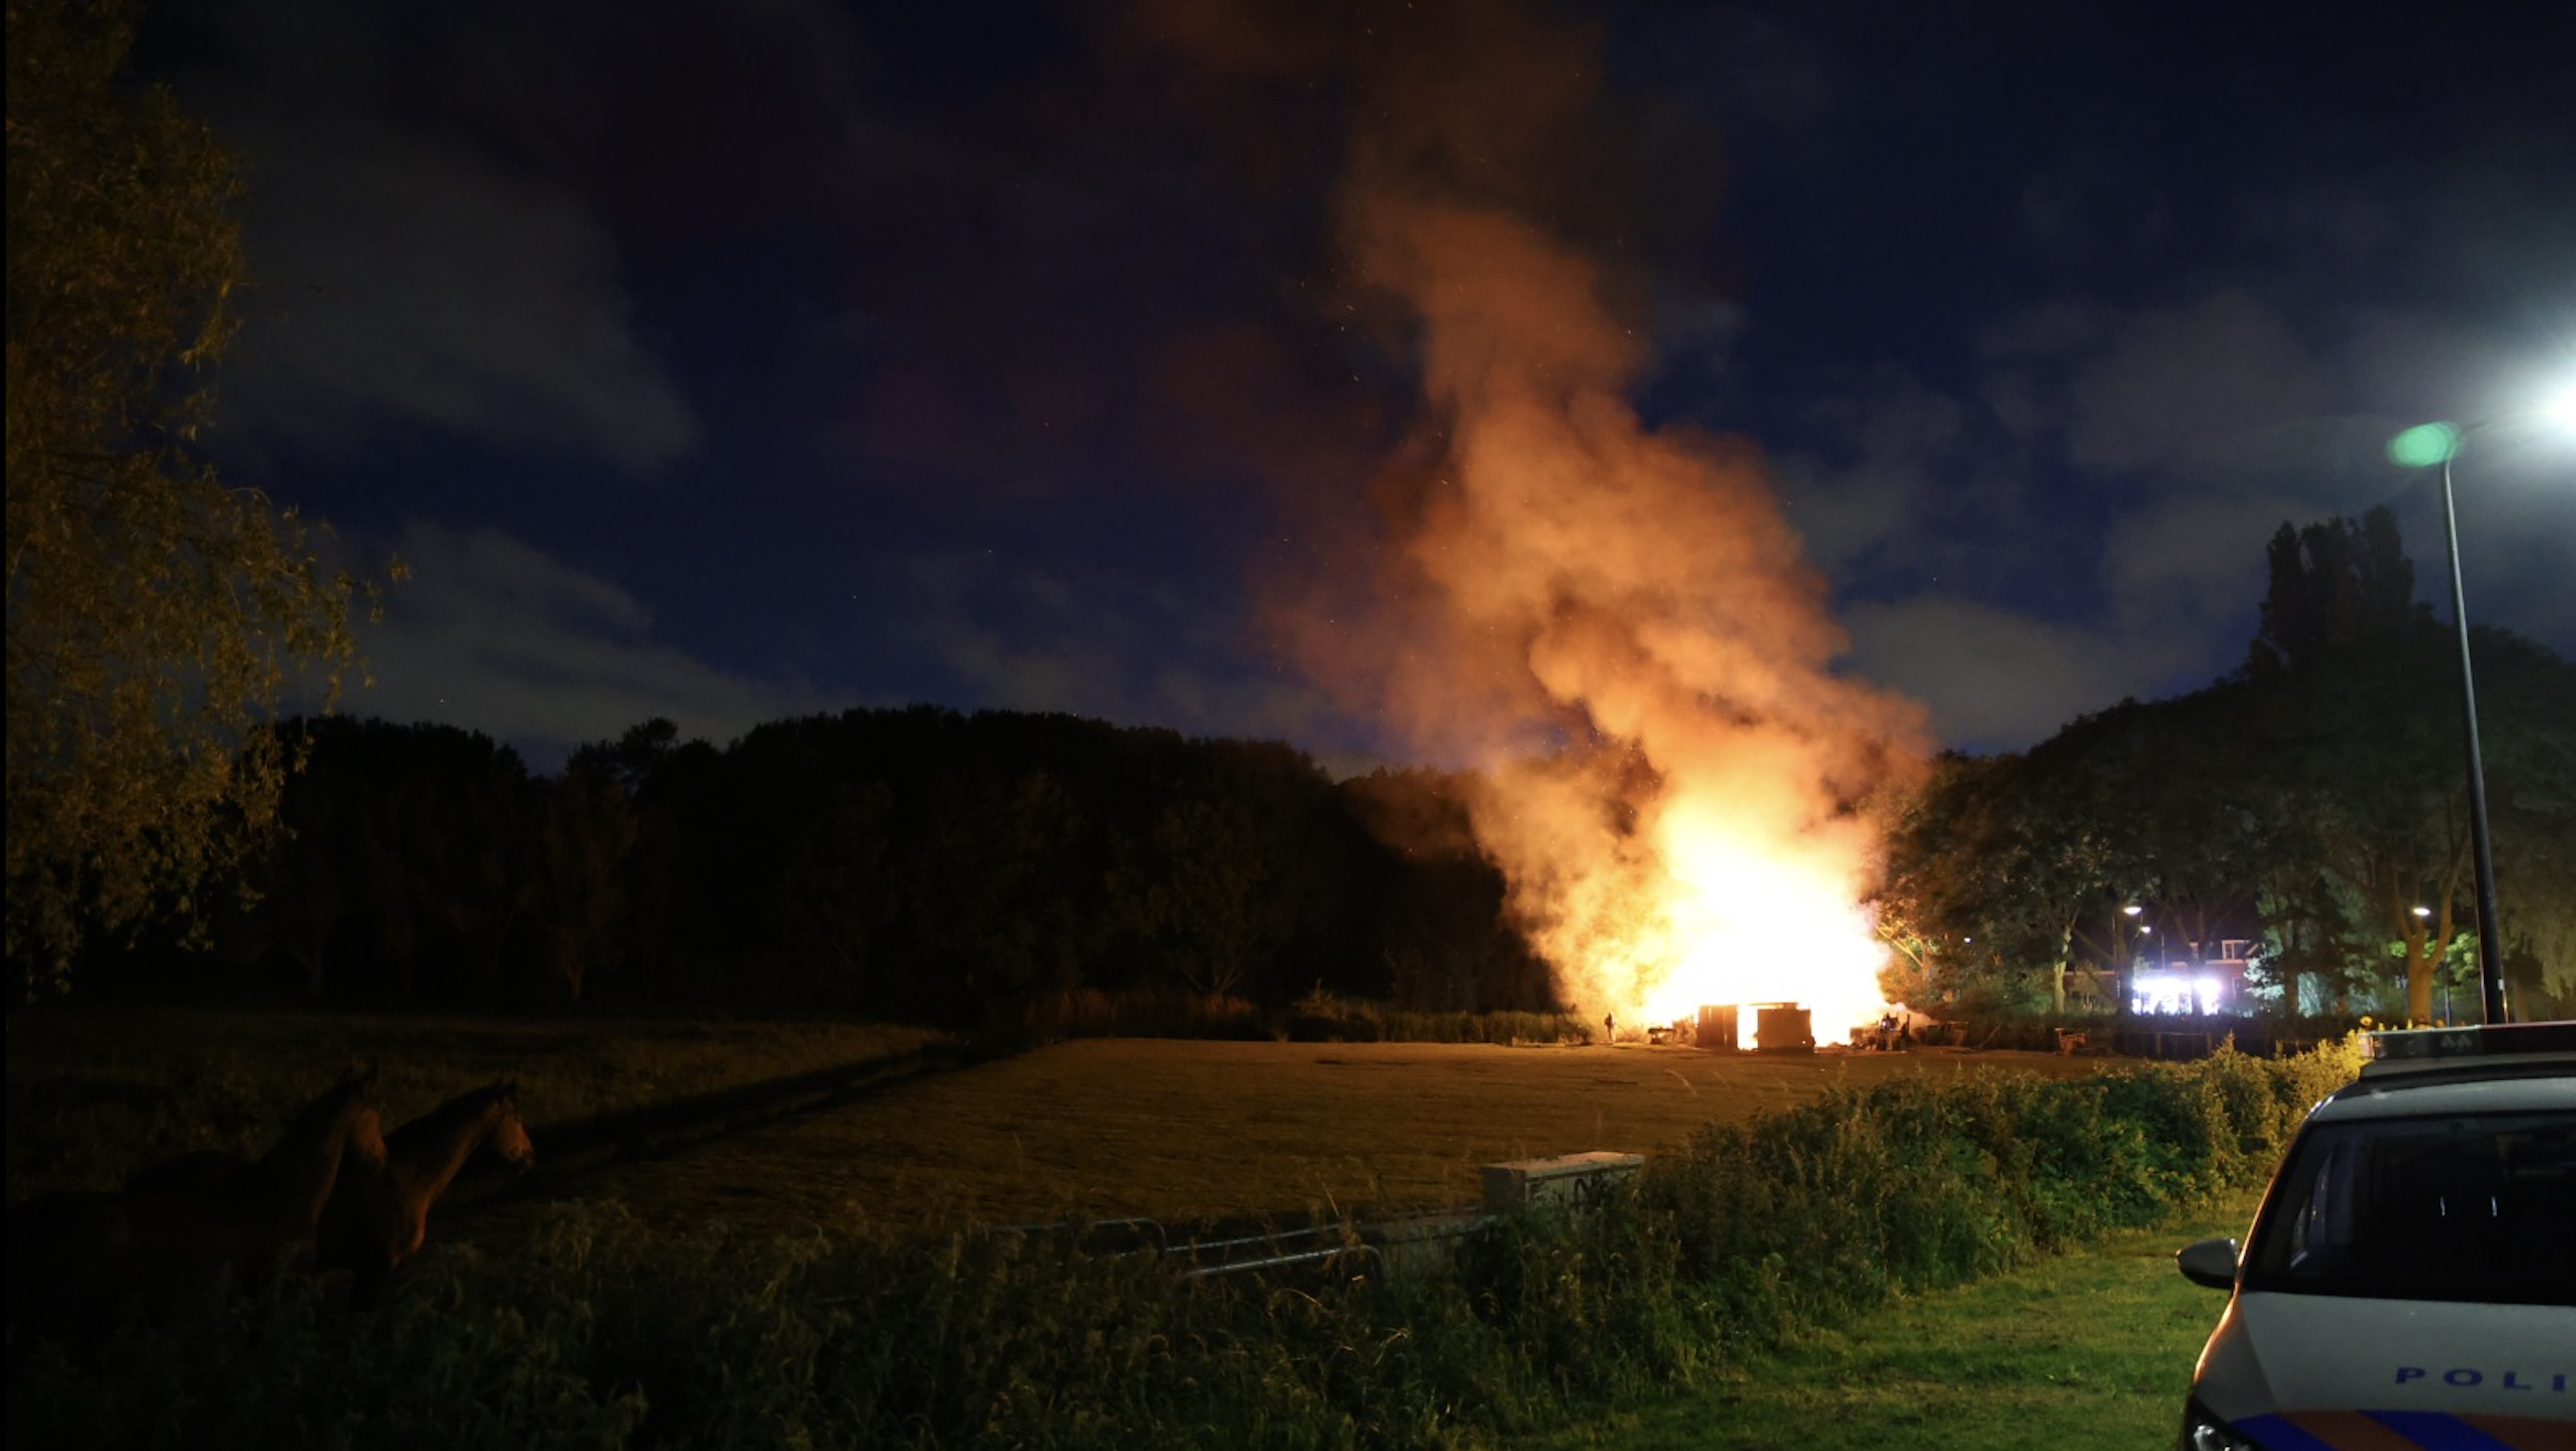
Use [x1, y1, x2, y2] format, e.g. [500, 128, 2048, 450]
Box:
[337, 522, 826, 763]
[173, 4, 700, 473]
[138, 0, 2573, 772]
[2060, 291, 2339, 482]
[217, 107, 700, 471]
[1843, 597, 2141, 748]
[890, 549, 1359, 754]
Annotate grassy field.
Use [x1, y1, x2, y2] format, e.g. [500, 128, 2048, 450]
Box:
[6, 1009, 2117, 1238]
[1513, 1189, 2262, 1451]
[519, 1037, 2120, 1238]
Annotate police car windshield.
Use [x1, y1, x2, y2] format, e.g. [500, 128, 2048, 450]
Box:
[2244, 1110, 2576, 1306]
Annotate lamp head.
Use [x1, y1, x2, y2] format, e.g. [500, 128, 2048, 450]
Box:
[2388, 420, 2460, 468]
[2388, 377, 2576, 465]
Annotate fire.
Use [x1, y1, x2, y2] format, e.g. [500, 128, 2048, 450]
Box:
[1488, 764, 1904, 1048]
[1142, 0, 1933, 1032]
[1642, 790, 1897, 1042]
[1325, 71, 1923, 1044]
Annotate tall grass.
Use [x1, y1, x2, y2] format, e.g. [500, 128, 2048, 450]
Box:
[1278, 987, 1593, 1045]
[5, 1040, 2363, 1449]
[1001, 986, 1595, 1048]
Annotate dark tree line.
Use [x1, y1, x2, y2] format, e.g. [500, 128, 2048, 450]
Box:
[89, 707, 1555, 1028]
[1878, 507, 2576, 1023]
[56, 509, 2570, 1031]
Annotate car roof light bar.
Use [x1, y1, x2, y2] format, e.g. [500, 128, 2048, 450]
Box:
[2364, 1021, 2576, 1063]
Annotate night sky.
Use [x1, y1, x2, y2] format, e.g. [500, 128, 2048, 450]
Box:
[142, 0, 2576, 774]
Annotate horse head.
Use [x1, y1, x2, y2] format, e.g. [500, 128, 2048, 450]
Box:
[484, 1080, 536, 1172]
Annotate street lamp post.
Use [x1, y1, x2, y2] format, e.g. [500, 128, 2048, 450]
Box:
[2434, 434, 2508, 1024]
[2388, 389, 2574, 1024]
[2385, 399, 2571, 1023]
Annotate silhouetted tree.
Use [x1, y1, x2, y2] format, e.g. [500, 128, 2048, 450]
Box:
[1114, 743, 1336, 1001]
[2248, 506, 2422, 676]
[6, 0, 378, 994]
[570, 717, 679, 796]
[532, 759, 638, 1003]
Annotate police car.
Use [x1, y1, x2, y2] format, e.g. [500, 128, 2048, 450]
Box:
[2174, 1021, 2576, 1449]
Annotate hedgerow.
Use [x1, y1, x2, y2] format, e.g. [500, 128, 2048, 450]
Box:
[5, 1039, 2363, 1449]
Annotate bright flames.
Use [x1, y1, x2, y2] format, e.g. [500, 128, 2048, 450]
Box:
[1643, 792, 1896, 1040]
[1488, 766, 1905, 1048]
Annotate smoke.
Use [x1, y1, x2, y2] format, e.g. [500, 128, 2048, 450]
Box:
[1123, 0, 1928, 1022]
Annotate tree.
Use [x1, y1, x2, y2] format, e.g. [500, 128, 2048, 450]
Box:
[234, 718, 533, 1003]
[1880, 694, 2276, 1019]
[894, 769, 1091, 1017]
[1109, 742, 1342, 1004]
[2487, 641, 2576, 1015]
[1341, 767, 1556, 1011]
[569, 717, 680, 796]
[771, 779, 894, 1011]
[2240, 516, 2477, 1023]
[1880, 741, 2127, 1015]
[2248, 506, 2421, 678]
[6, 0, 374, 993]
[533, 759, 639, 1004]
[1874, 751, 2008, 1011]
[2228, 511, 2576, 1021]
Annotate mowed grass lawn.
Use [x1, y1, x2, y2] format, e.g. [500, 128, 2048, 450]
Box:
[1516, 1191, 2263, 1451]
[525, 1037, 2118, 1238]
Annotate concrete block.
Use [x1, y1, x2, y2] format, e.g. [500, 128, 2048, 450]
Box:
[1480, 1151, 1645, 1214]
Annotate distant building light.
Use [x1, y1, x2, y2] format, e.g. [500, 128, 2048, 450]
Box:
[2130, 968, 2242, 1016]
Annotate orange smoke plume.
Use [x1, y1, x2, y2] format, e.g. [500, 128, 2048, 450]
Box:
[1349, 190, 1925, 1034]
[1133, 0, 1929, 1035]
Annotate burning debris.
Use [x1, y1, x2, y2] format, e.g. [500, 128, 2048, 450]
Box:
[1690, 1003, 1816, 1055]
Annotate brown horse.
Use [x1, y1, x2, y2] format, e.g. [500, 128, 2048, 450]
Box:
[320, 1079, 535, 1308]
[6, 1064, 385, 1346]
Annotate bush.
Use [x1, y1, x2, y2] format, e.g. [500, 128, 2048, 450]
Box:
[1272, 990, 1590, 1046]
